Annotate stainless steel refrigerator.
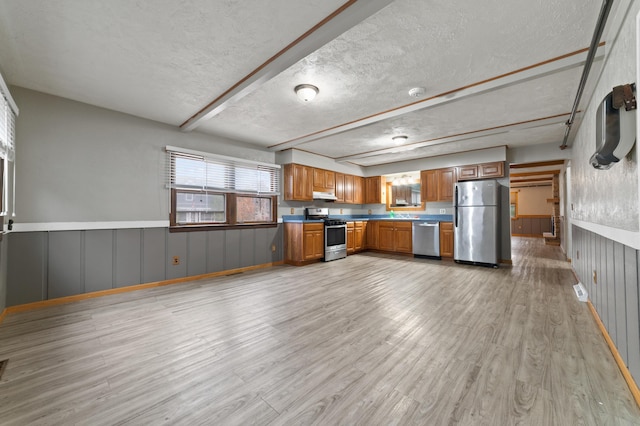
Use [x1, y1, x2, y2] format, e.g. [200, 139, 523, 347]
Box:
[454, 179, 500, 267]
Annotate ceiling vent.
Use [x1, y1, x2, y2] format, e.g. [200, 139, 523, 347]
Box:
[590, 84, 637, 170]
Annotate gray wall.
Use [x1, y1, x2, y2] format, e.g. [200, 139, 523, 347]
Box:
[570, 1, 639, 232]
[566, 2, 640, 387]
[11, 87, 276, 224]
[1, 87, 284, 311]
[7, 226, 283, 306]
[0, 235, 7, 312]
[572, 225, 640, 385]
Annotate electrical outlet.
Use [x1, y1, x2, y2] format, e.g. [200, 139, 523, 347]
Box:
[592, 270, 597, 285]
[440, 209, 446, 214]
[290, 207, 294, 214]
[271, 244, 276, 252]
[368, 209, 372, 215]
[172, 256, 180, 265]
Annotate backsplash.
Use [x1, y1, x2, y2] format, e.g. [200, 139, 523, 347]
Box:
[278, 201, 453, 218]
[282, 214, 454, 222]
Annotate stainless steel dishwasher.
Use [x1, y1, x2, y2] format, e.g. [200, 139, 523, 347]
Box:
[412, 221, 441, 259]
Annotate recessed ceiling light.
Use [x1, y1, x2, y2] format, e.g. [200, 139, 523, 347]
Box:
[408, 87, 426, 98]
[294, 84, 319, 102]
[392, 135, 408, 144]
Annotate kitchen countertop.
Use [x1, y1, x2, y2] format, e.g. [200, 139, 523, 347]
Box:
[282, 214, 453, 223]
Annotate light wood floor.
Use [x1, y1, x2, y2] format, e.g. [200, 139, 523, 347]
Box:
[0, 237, 639, 425]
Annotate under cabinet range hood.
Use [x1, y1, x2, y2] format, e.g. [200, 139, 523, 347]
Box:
[590, 84, 637, 170]
[312, 191, 337, 201]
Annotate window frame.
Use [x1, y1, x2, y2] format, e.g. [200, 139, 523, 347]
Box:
[170, 189, 277, 231]
[167, 146, 280, 232]
[171, 189, 228, 227]
[234, 193, 277, 225]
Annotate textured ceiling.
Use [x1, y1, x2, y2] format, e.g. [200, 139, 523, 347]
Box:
[0, 0, 605, 167]
[0, 0, 351, 125]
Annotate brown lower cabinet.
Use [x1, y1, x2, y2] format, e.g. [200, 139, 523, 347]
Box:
[377, 221, 412, 254]
[440, 222, 454, 258]
[347, 222, 355, 253]
[365, 220, 379, 249]
[354, 221, 365, 251]
[284, 222, 324, 265]
[347, 221, 366, 254]
[286, 220, 451, 264]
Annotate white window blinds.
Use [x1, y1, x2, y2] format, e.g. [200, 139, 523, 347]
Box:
[0, 77, 17, 162]
[0, 72, 18, 217]
[166, 146, 281, 195]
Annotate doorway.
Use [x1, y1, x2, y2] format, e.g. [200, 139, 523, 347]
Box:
[509, 160, 565, 246]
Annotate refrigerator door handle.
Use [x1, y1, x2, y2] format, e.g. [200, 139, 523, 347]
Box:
[454, 185, 458, 227]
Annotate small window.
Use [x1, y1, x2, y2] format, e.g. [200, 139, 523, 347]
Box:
[236, 195, 274, 223]
[174, 190, 226, 225]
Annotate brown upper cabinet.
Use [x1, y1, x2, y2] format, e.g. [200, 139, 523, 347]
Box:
[457, 165, 478, 181]
[479, 162, 504, 178]
[365, 176, 385, 204]
[338, 173, 365, 204]
[283, 163, 368, 204]
[439, 168, 455, 201]
[284, 163, 313, 201]
[354, 176, 364, 204]
[457, 161, 504, 181]
[421, 170, 437, 202]
[335, 172, 345, 203]
[344, 174, 355, 203]
[421, 167, 455, 202]
[312, 168, 335, 192]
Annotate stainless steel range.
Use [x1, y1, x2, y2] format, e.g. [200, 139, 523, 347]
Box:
[305, 208, 347, 262]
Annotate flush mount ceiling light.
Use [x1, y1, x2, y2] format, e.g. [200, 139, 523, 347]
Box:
[392, 135, 408, 144]
[294, 84, 319, 102]
[408, 87, 427, 98]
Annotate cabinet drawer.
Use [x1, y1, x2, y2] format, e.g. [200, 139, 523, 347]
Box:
[440, 222, 453, 231]
[394, 221, 412, 230]
[303, 223, 324, 232]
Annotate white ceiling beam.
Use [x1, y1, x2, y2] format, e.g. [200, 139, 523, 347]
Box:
[334, 114, 570, 162]
[180, 0, 394, 132]
[270, 45, 606, 152]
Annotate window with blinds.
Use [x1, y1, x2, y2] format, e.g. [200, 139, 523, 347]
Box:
[166, 146, 280, 228]
[0, 74, 17, 218]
